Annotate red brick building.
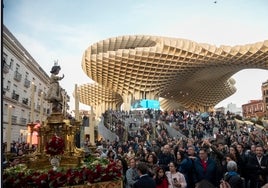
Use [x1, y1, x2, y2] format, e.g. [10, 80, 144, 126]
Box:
[262, 80, 268, 118]
[242, 100, 265, 119]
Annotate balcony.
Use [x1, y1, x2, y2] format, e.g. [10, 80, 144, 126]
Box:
[12, 115, 17, 124]
[12, 92, 20, 101]
[14, 71, 22, 82]
[20, 118, 27, 125]
[2, 61, 9, 73]
[37, 104, 41, 111]
[24, 79, 31, 88]
[22, 98, 29, 105]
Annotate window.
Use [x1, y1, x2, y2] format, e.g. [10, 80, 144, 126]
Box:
[15, 63, 20, 71]
[3, 53, 7, 63]
[3, 104, 8, 115]
[10, 59, 14, 70]
[6, 81, 11, 91]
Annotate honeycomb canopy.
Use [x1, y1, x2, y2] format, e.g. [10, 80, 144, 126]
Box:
[81, 35, 268, 110]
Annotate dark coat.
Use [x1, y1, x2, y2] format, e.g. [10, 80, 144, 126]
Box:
[133, 174, 156, 188]
[246, 154, 268, 186]
[193, 157, 217, 186]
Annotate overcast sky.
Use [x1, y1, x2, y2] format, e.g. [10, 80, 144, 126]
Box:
[3, 0, 268, 111]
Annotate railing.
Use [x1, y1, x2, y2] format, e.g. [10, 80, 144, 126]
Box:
[98, 117, 119, 142]
[22, 98, 29, 105]
[24, 79, 31, 88]
[12, 115, 17, 124]
[14, 71, 22, 82]
[20, 117, 27, 125]
[12, 93, 19, 101]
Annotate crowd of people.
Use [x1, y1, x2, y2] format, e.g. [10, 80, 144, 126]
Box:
[3, 108, 268, 188]
[90, 109, 268, 188]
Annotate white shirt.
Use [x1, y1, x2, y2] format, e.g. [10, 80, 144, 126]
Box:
[165, 171, 187, 188]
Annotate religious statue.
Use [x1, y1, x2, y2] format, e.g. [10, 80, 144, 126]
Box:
[45, 62, 64, 113]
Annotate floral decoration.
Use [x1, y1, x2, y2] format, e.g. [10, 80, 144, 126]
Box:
[3, 157, 122, 187]
[45, 135, 65, 156]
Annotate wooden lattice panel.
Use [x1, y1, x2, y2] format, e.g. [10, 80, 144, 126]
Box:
[81, 36, 268, 109]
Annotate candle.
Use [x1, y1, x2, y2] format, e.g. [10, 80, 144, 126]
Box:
[6, 105, 12, 152]
[30, 82, 35, 123]
[40, 92, 43, 125]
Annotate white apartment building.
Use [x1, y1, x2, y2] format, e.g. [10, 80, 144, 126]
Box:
[2, 25, 51, 143]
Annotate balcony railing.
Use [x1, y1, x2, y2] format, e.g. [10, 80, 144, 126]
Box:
[24, 79, 31, 88]
[3, 62, 9, 73]
[20, 118, 27, 125]
[14, 71, 22, 82]
[12, 116, 17, 124]
[12, 93, 20, 101]
[22, 98, 29, 105]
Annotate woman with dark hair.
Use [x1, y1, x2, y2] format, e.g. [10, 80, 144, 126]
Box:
[174, 147, 192, 188]
[228, 145, 243, 174]
[116, 145, 125, 158]
[115, 156, 128, 187]
[145, 153, 158, 178]
[166, 161, 187, 188]
[155, 166, 169, 188]
[107, 149, 116, 162]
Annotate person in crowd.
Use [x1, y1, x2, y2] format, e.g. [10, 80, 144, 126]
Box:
[136, 144, 146, 162]
[223, 160, 245, 188]
[228, 145, 243, 174]
[222, 153, 236, 173]
[151, 140, 161, 156]
[116, 145, 126, 158]
[174, 147, 193, 188]
[145, 153, 158, 178]
[195, 179, 216, 188]
[133, 162, 156, 188]
[202, 139, 225, 185]
[193, 147, 217, 186]
[247, 145, 268, 188]
[126, 146, 136, 160]
[125, 157, 139, 188]
[185, 145, 197, 188]
[158, 144, 175, 171]
[106, 149, 116, 162]
[155, 166, 169, 188]
[236, 143, 248, 185]
[115, 156, 128, 187]
[165, 161, 187, 188]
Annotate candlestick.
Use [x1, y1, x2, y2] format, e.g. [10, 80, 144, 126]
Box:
[6, 105, 12, 152]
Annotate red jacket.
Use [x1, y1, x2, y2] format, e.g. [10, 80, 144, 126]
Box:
[156, 177, 169, 188]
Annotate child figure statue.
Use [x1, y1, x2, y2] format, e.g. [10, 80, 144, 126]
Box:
[46, 62, 64, 113]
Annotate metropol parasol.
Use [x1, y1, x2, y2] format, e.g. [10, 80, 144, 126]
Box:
[77, 35, 268, 117]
